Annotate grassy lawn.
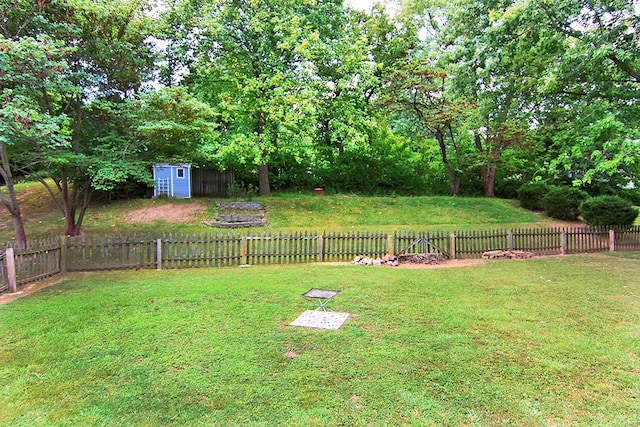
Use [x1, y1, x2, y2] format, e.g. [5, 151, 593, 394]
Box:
[1, 181, 549, 242]
[1, 253, 638, 426]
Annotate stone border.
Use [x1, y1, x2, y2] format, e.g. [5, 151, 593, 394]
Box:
[215, 201, 265, 211]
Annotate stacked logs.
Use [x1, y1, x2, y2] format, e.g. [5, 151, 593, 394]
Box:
[482, 250, 534, 259]
[398, 253, 446, 264]
[353, 255, 399, 267]
[353, 253, 446, 266]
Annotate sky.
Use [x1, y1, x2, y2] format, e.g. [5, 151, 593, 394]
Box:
[345, 0, 376, 11]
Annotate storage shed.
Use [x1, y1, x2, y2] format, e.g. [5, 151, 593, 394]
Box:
[153, 163, 191, 198]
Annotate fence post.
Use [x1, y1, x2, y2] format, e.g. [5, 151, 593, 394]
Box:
[59, 235, 67, 275]
[609, 229, 615, 252]
[387, 234, 394, 256]
[561, 231, 567, 255]
[241, 237, 248, 265]
[6, 247, 17, 293]
[156, 238, 162, 270]
[508, 231, 514, 252]
[317, 235, 324, 262]
[450, 233, 456, 260]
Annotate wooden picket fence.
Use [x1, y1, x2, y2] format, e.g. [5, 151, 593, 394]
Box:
[1, 226, 639, 293]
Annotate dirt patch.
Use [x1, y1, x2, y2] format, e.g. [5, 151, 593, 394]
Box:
[531, 212, 586, 229]
[0, 277, 63, 305]
[125, 203, 208, 224]
[0, 185, 58, 228]
[323, 258, 485, 269]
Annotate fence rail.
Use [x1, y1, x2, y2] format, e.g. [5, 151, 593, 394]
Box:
[2, 226, 639, 293]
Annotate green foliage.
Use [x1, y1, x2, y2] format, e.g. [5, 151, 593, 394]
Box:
[5, 0, 640, 225]
[318, 124, 428, 195]
[517, 182, 550, 210]
[579, 195, 639, 227]
[494, 177, 522, 199]
[1, 0, 160, 236]
[183, 0, 346, 195]
[543, 186, 589, 221]
[618, 188, 640, 206]
[226, 182, 245, 201]
[225, 182, 259, 201]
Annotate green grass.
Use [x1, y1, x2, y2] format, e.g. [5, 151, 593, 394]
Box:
[261, 194, 538, 231]
[1, 253, 639, 426]
[1, 181, 546, 243]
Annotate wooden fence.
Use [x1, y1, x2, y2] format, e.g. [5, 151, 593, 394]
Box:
[191, 169, 235, 197]
[0, 251, 7, 294]
[1, 226, 639, 293]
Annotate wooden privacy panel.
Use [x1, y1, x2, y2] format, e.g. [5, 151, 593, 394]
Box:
[191, 169, 235, 197]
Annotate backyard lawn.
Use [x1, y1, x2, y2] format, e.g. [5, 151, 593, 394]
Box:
[1, 252, 638, 426]
[0, 180, 550, 243]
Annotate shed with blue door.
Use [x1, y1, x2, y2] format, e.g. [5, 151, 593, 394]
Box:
[153, 163, 191, 198]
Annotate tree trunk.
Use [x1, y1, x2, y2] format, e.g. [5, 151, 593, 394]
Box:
[435, 130, 460, 196]
[64, 213, 77, 237]
[475, 134, 498, 197]
[258, 164, 271, 196]
[482, 165, 496, 197]
[0, 142, 28, 250]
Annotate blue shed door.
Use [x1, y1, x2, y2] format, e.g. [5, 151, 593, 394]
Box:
[172, 166, 191, 198]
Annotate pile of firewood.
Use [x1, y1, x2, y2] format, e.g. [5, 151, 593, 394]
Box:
[397, 253, 446, 264]
[353, 255, 399, 267]
[353, 253, 447, 266]
[482, 250, 534, 259]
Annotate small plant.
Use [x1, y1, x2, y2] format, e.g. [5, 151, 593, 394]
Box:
[543, 186, 589, 221]
[517, 182, 550, 210]
[226, 182, 245, 200]
[246, 184, 258, 200]
[579, 195, 639, 226]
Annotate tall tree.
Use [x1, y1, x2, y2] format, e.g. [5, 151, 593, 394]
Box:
[0, 0, 73, 248]
[439, 0, 640, 191]
[306, 7, 378, 178]
[537, 0, 640, 188]
[381, 58, 467, 195]
[1, 0, 158, 237]
[181, 0, 349, 195]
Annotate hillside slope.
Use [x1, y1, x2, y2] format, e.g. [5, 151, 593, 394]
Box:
[1, 182, 574, 244]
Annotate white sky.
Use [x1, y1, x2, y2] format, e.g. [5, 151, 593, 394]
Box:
[345, 0, 374, 10]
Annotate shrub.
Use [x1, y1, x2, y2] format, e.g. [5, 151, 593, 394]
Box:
[543, 187, 589, 221]
[618, 188, 640, 206]
[517, 182, 550, 210]
[495, 178, 522, 199]
[579, 195, 639, 226]
[226, 182, 243, 200]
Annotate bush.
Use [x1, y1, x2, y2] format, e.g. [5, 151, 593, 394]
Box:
[494, 178, 522, 200]
[579, 195, 639, 226]
[543, 187, 589, 221]
[618, 188, 640, 206]
[517, 182, 550, 210]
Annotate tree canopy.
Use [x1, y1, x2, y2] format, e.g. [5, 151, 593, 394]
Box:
[2, 0, 639, 242]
